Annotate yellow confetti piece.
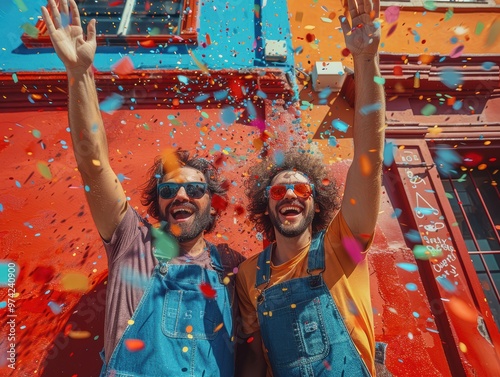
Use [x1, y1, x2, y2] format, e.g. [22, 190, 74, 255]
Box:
[92, 159, 101, 166]
[188, 49, 209, 75]
[459, 342, 467, 353]
[223, 276, 230, 285]
[61, 272, 89, 292]
[36, 161, 52, 180]
[182, 346, 189, 353]
[68, 330, 91, 339]
[291, 304, 296, 309]
[304, 25, 316, 30]
[128, 319, 135, 325]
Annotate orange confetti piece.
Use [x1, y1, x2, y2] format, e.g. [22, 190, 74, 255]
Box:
[359, 154, 372, 176]
[68, 330, 91, 339]
[186, 325, 193, 333]
[125, 339, 145, 352]
[214, 323, 224, 332]
[139, 39, 156, 47]
[447, 297, 477, 323]
[199, 282, 217, 299]
[188, 49, 209, 75]
[161, 148, 180, 175]
[170, 223, 181, 236]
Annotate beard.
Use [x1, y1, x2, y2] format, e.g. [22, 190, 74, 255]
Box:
[268, 202, 315, 238]
[162, 202, 212, 243]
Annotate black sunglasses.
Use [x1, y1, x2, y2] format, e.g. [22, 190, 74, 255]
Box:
[157, 182, 208, 199]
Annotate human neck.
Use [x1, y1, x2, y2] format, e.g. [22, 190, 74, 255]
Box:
[272, 229, 312, 266]
[178, 235, 207, 258]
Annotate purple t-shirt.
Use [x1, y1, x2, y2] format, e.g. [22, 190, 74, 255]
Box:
[102, 206, 245, 363]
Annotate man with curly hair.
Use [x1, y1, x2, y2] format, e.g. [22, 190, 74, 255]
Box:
[41, 1, 244, 376]
[234, 0, 385, 375]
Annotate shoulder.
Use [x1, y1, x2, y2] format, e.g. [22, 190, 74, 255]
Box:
[216, 243, 246, 269]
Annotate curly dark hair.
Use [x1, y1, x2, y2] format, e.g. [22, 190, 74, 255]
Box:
[141, 149, 227, 233]
[245, 150, 340, 242]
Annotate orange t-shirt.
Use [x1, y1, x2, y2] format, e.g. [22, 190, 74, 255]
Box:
[235, 211, 375, 376]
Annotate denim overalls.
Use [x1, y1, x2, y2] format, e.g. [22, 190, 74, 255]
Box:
[255, 231, 371, 376]
[100, 242, 234, 377]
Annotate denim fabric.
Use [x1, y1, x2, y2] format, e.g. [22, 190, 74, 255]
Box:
[100, 243, 234, 377]
[256, 231, 371, 377]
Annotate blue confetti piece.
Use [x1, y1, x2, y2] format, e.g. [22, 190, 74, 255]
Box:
[405, 283, 418, 291]
[383, 141, 395, 166]
[256, 90, 267, 99]
[177, 75, 189, 84]
[412, 311, 420, 318]
[213, 89, 229, 101]
[194, 94, 210, 103]
[15, 181, 21, 188]
[331, 119, 349, 133]
[434, 146, 462, 176]
[414, 206, 437, 216]
[0, 302, 6, 309]
[48, 301, 63, 315]
[328, 136, 337, 147]
[0, 203, 3, 212]
[318, 87, 332, 99]
[436, 276, 457, 292]
[221, 106, 236, 125]
[404, 229, 422, 243]
[99, 93, 124, 114]
[391, 208, 402, 218]
[245, 100, 257, 120]
[439, 68, 463, 89]
[452, 100, 463, 110]
[274, 150, 285, 166]
[84, 185, 90, 192]
[481, 62, 495, 70]
[359, 103, 382, 115]
[396, 263, 418, 272]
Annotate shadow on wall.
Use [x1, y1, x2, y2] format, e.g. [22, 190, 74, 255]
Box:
[41, 279, 106, 377]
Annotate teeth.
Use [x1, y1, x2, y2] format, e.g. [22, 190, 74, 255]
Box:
[279, 206, 302, 214]
[172, 208, 193, 214]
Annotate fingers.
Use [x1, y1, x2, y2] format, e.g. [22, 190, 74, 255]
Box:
[348, 0, 358, 20]
[61, 0, 69, 15]
[69, 0, 81, 27]
[372, 0, 380, 19]
[41, 6, 56, 35]
[87, 18, 97, 47]
[47, 0, 62, 29]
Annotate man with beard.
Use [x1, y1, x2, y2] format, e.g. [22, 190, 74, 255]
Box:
[41, 1, 244, 376]
[234, 0, 385, 375]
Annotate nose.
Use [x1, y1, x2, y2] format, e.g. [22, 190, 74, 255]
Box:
[283, 186, 297, 199]
[174, 186, 190, 201]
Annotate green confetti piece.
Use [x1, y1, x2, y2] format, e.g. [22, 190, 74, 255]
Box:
[32, 129, 41, 138]
[413, 245, 442, 260]
[444, 9, 453, 21]
[475, 21, 485, 35]
[14, 0, 28, 12]
[12, 73, 18, 83]
[373, 76, 386, 85]
[151, 227, 179, 261]
[423, 1, 437, 11]
[142, 123, 150, 130]
[421, 104, 437, 116]
[21, 23, 39, 38]
[36, 161, 52, 180]
[201, 111, 209, 118]
[320, 17, 333, 23]
[485, 20, 500, 47]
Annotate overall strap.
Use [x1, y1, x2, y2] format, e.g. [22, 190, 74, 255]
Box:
[207, 241, 224, 272]
[307, 231, 326, 274]
[255, 243, 273, 288]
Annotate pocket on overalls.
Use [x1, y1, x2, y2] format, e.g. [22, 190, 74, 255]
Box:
[162, 289, 226, 340]
[259, 296, 329, 367]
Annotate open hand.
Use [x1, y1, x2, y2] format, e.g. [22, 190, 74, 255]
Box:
[41, 0, 96, 73]
[340, 0, 380, 57]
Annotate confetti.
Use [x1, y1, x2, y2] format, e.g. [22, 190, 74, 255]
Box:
[199, 282, 217, 299]
[12, 73, 18, 83]
[14, 0, 28, 12]
[214, 323, 224, 332]
[439, 68, 463, 89]
[99, 93, 125, 114]
[188, 49, 209, 74]
[383, 141, 395, 166]
[447, 297, 477, 323]
[384, 6, 400, 23]
[475, 21, 485, 35]
[423, 1, 437, 11]
[449, 45, 464, 59]
[68, 330, 92, 339]
[405, 283, 418, 291]
[421, 104, 437, 116]
[221, 106, 236, 125]
[360, 103, 382, 115]
[396, 263, 418, 272]
[342, 237, 363, 264]
[151, 227, 179, 261]
[413, 245, 442, 260]
[331, 119, 349, 133]
[436, 276, 457, 293]
[48, 301, 62, 315]
[111, 56, 134, 76]
[61, 272, 89, 292]
[125, 339, 145, 352]
[36, 161, 53, 180]
[485, 19, 500, 46]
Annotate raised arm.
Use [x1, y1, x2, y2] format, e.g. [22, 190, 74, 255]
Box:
[42, 0, 127, 241]
[339, 0, 385, 247]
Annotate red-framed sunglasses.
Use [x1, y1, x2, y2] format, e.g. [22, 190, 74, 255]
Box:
[265, 183, 315, 200]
